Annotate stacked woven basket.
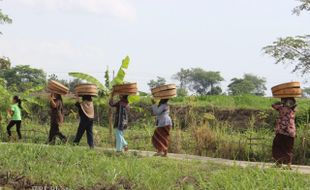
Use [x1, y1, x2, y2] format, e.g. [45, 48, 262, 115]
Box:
[113, 83, 138, 95]
[74, 84, 98, 97]
[47, 80, 69, 95]
[271, 82, 302, 98]
[151, 84, 177, 99]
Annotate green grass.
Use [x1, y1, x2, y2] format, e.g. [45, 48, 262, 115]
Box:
[170, 95, 310, 111]
[0, 143, 309, 190]
[2, 120, 310, 164]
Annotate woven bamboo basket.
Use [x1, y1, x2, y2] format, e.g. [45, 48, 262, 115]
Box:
[75, 84, 98, 97]
[271, 82, 302, 98]
[271, 82, 301, 93]
[113, 83, 138, 95]
[151, 84, 176, 94]
[47, 80, 69, 95]
[152, 84, 177, 99]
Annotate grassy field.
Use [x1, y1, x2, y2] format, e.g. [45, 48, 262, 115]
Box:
[0, 143, 309, 190]
[1, 119, 310, 165]
[170, 95, 310, 110]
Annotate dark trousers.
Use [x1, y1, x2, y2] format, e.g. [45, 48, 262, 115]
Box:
[73, 119, 94, 148]
[7, 120, 22, 139]
[48, 122, 67, 144]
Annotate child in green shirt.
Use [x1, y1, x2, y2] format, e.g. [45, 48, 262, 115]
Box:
[7, 96, 22, 139]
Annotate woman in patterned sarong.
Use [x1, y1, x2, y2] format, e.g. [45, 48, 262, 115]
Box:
[151, 99, 172, 157]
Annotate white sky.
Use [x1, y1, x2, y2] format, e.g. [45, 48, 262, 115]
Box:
[0, 0, 309, 95]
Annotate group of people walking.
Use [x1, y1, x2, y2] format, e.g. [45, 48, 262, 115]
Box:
[5, 91, 173, 157]
[4, 93, 298, 162]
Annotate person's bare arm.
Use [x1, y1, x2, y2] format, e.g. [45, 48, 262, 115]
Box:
[50, 96, 57, 108]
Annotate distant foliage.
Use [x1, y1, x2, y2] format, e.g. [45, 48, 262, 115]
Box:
[228, 74, 266, 96]
[176, 87, 188, 97]
[173, 68, 223, 95]
[172, 68, 191, 89]
[0, 56, 11, 69]
[0, 65, 46, 92]
[147, 76, 166, 89]
[303, 87, 310, 97]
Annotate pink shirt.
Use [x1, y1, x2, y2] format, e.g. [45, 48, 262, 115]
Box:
[272, 103, 296, 137]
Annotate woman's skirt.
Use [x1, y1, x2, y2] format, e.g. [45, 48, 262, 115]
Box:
[152, 125, 171, 152]
[272, 133, 294, 164]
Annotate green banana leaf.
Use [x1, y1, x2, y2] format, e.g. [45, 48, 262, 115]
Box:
[110, 56, 130, 87]
[69, 72, 106, 91]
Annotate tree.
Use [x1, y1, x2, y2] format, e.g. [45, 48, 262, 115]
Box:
[263, 1, 310, 75]
[147, 76, 166, 89]
[172, 68, 191, 89]
[228, 74, 266, 96]
[263, 35, 310, 75]
[0, 65, 46, 92]
[303, 87, 310, 97]
[0, 6, 12, 34]
[0, 56, 11, 69]
[188, 68, 223, 95]
[293, 0, 310, 15]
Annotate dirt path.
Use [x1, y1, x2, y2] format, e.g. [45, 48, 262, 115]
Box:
[122, 149, 310, 174]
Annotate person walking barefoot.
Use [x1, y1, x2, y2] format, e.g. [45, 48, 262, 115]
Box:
[109, 93, 130, 153]
[272, 98, 297, 169]
[73, 95, 95, 149]
[151, 99, 172, 157]
[48, 93, 67, 144]
[7, 96, 23, 140]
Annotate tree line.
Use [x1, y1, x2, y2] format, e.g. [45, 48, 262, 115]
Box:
[148, 68, 268, 96]
[0, 59, 310, 98]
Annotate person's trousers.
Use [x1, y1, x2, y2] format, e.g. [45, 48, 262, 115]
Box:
[48, 122, 67, 144]
[73, 119, 94, 148]
[115, 129, 128, 152]
[7, 120, 22, 139]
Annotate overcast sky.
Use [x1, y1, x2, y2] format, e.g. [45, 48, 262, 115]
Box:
[0, 0, 309, 95]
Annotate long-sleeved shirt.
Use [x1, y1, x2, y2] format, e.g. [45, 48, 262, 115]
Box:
[272, 103, 296, 138]
[152, 103, 172, 127]
[109, 99, 130, 130]
[50, 99, 64, 125]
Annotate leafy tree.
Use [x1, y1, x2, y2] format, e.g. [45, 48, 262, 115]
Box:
[303, 87, 310, 97]
[263, 1, 310, 75]
[0, 65, 46, 92]
[293, 0, 310, 15]
[188, 68, 223, 95]
[147, 76, 166, 89]
[263, 35, 310, 75]
[0, 5, 12, 34]
[0, 56, 11, 69]
[228, 74, 266, 96]
[172, 68, 191, 89]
